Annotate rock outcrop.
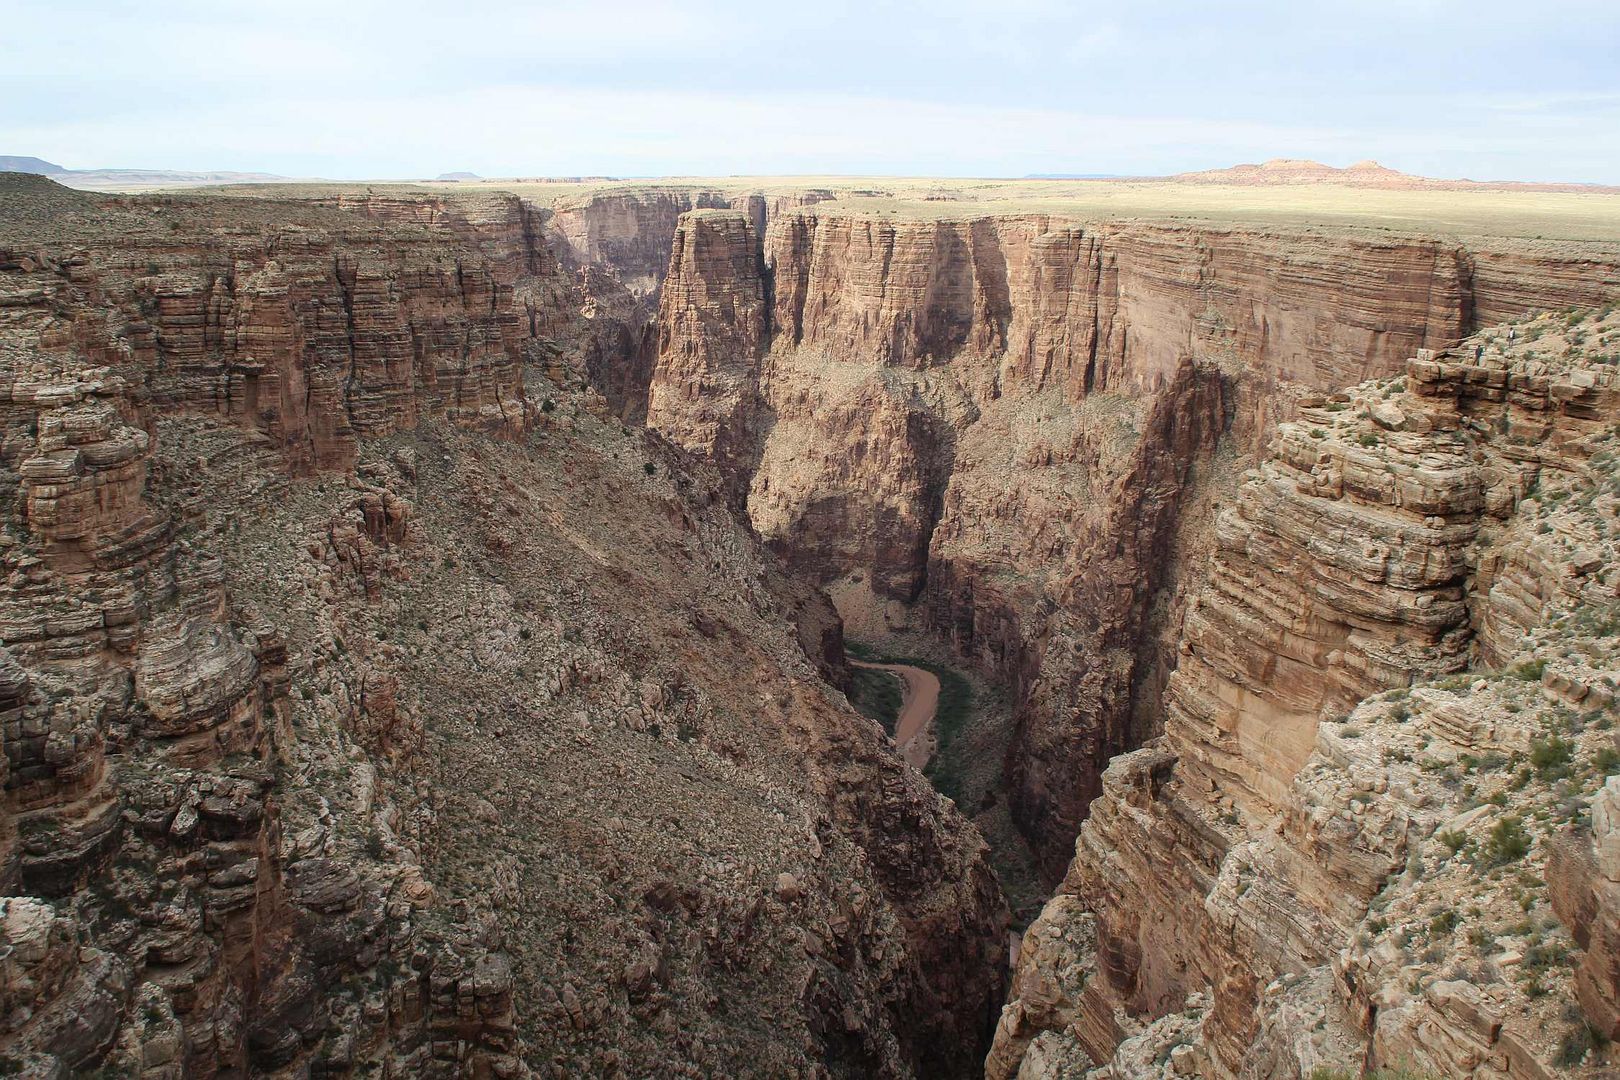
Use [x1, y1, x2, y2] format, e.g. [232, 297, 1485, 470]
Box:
[0, 174, 1008, 1078]
[541, 187, 783, 423]
[646, 210, 769, 500]
[991, 308, 1620, 1077]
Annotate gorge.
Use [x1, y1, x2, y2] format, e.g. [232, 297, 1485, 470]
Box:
[2, 168, 1619, 1078]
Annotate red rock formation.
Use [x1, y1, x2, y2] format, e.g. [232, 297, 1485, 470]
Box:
[542, 187, 772, 422]
[993, 310, 1620, 1077]
[646, 210, 769, 499]
[706, 207, 1620, 869]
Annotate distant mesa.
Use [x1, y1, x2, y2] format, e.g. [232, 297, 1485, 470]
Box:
[1172, 158, 1416, 185]
[1166, 157, 1619, 193]
[435, 171, 483, 182]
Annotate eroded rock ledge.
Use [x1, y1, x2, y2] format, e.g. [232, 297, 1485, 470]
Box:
[990, 309, 1620, 1078]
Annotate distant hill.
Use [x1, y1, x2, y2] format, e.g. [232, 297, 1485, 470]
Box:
[1, 154, 287, 191]
[0, 156, 65, 174]
[1167, 157, 1620, 194]
[435, 171, 482, 182]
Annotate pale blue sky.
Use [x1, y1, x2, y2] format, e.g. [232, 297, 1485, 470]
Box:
[4, 0, 1618, 182]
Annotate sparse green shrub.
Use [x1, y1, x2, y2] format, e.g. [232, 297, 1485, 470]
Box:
[1531, 735, 1574, 777]
[1486, 816, 1532, 866]
[1460, 751, 1509, 772]
[1559, 1020, 1610, 1067]
[1437, 829, 1468, 854]
[1509, 658, 1548, 682]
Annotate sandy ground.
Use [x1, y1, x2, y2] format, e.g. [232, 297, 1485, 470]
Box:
[850, 660, 939, 770]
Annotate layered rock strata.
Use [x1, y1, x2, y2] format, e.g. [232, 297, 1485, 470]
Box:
[540, 187, 790, 423]
[645, 210, 770, 500]
[647, 205, 1620, 871]
[0, 174, 1008, 1078]
[990, 308, 1620, 1077]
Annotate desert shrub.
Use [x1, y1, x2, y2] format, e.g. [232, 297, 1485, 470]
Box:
[1531, 735, 1574, 777]
[1509, 658, 1548, 681]
[1486, 816, 1532, 866]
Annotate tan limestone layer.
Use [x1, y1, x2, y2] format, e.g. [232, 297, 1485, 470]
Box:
[992, 309, 1620, 1078]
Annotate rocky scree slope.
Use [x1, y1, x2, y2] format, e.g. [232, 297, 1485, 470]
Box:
[988, 308, 1620, 1078]
[639, 206, 1620, 875]
[0, 174, 1007, 1078]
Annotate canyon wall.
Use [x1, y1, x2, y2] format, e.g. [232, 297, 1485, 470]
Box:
[0, 174, 1008, 1077]
[990, 310, 1620, 1077]
[645, 210, 770, 501]
[646, 205, 1620, 872]
[535, 187, 823, 423]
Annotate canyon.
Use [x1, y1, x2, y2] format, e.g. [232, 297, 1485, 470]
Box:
[1, 167, 1619, 1078]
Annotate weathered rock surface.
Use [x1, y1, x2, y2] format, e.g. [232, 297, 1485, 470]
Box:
[541, 187, 780, 423]
[991, 309, 1620, 1077]
[647, 204, 1620, 874]
[0, 174, 1008, 1078]
[646, 210, 769, 501]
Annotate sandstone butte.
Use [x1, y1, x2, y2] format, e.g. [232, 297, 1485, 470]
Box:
[0, 167, 1619, 1079]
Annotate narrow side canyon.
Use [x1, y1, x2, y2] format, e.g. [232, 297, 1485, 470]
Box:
[640, 203, 1620, 874]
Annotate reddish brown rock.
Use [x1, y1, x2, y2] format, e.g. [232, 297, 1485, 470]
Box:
[993, 311, 1620, 1077]
[0, 175, 1008, 1078]
[646, 210, 769, 499]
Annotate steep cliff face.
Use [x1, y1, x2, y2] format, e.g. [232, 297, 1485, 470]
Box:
[644, 206, 1620, 873]
[0, 177, 535, 1076]
[541, 188, 786, 423]
[645, 210, 770, 500]
[0, 175, 1008, 1078]
[991, 309, 1620, 1077]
